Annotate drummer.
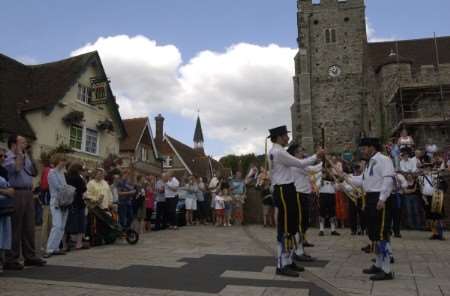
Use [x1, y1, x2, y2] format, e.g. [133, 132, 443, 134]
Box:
[418, 163, 447, 240]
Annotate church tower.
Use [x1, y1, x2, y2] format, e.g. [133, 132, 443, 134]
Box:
[193, 115, 205, 155]
[292, 0, 367, 152]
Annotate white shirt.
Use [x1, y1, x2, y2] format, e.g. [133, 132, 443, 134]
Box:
[399, 158, 416, 173]
[269, 143, 317, 185]
[165, 177, 179, 198]
[292, 162, 322, 193]
[214, 195, 225, 210]
[350, 152, 395, 202]
[419, 174, 436, 196]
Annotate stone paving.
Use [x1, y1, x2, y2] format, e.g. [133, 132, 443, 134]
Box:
[1, 225, 449, 296]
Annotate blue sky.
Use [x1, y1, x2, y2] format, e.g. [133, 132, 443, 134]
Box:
[1, 0, 450, 157]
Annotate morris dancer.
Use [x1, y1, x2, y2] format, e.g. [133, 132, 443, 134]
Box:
[342, 138, 395, 281]
[287, 143, 322, 262]
[317, 164, 340, 236]
[268, 126, 324, 277]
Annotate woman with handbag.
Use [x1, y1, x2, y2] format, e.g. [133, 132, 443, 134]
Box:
[44, 153, 69, 258]
[0, 148, 15, 273]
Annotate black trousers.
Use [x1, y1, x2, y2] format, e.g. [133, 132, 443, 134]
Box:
[319, 193, 336, 218]
[348, 197, 366, 233]
[165, 197, 179, 227]
[155, 201, 167, 230]
[297, 193, 310, 234]
[273, 184, 299, 248]
[389, 194, 402, 235]
[366, 192, 392, 242]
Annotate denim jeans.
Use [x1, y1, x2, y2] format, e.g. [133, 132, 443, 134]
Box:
[46, 206, 68, 253]
[404, 195, 420, 230]
[118, 203, 133, 229]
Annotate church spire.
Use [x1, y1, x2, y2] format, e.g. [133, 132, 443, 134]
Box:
[193, 113, 205, 154]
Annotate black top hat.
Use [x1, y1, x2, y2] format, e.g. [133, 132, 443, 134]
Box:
[268, 125, 290, 139]
[359, 137, 381, 149]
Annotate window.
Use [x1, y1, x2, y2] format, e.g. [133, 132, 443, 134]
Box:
[325, 29, 337, 43]
[141, 146, 150, 162]
[77, 84, 92, 104]
[69, 125, 83, 150]
[69, 125, 99, 154]
[163, 156, 173, 168]
[94, 85, 106, 100]
[85, 129, 98, 154]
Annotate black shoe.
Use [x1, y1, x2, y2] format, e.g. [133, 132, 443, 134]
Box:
[276, 267, 299, 277]
[429, 235, 439, 240]
[287, 262, 305, 272]
[390, 256, 395, 264]
[24, 258, 47, 267]
[357, 230, 364, 235]
[351, 231, 357, 236]
[394, 233, 402, 238]
[331, 231, 340, 236]
[361, 244, 372, 253]
[370, 272, 394, 281]
[303, 241, 315, 247]
[3, 262, 24, 270]
[318, 231, 324, 236]
[363, 265, 382, 274]
[371, 258, 376, 263]
[293, 253, 316, 262]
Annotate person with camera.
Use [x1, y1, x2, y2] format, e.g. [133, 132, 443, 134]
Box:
[3, 134, 46, 270]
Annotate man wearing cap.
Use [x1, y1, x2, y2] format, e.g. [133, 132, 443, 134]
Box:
[287, 143, 322, 262]
[345, 138, 396, 281]
[268, 125, 324, 277]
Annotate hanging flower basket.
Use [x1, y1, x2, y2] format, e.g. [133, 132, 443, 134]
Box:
[96, 119, 114, 132]
[62, 111, 84, 126]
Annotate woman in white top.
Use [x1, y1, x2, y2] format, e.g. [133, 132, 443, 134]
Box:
[184, 176, 198, 226]
[45, 153, 69, 257]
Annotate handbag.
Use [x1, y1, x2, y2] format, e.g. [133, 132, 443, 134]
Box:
[0, 196, 15, 217]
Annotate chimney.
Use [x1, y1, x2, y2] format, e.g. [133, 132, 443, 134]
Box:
[155, 114, 164, 144]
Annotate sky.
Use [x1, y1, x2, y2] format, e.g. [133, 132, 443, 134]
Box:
[1, 0, 450, 158]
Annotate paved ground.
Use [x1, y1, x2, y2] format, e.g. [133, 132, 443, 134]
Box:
[1, 225, 450, 296]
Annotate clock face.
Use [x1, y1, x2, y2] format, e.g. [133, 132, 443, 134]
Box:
[328, 65, 341, 77]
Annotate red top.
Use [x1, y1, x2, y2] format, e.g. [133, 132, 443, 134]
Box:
[40, 166, 51, 191]
[146, 191, 154, 209]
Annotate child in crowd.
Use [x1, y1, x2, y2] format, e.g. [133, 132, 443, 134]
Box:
[214, 188, 225, 227]
[222, 185, 233, 227]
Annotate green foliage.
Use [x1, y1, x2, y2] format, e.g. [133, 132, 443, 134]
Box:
[219, 153, 265, 175]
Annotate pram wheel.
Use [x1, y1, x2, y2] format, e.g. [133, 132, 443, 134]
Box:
[125, 229, 139, 245]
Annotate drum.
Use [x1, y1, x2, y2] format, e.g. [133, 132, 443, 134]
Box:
[431, 190, 444, 214]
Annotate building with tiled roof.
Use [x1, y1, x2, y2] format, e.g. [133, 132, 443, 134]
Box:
[120, 117, 161, 177]
[292, 0, 450, 152]
[154, 114, 225, 181]
[0, 51, 126, 167]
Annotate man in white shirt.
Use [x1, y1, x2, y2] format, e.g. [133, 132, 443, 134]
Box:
[346, 137, 395, 281]
[164, 172, 180, 230]
[268, 125, 324, 277]
[287, 143, 321, 262]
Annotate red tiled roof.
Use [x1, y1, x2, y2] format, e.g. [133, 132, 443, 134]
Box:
[368, 36, 450, 72]
[120, 118, 148, 151]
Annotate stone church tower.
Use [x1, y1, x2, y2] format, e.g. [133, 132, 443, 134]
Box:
[292, 0, 368, 153]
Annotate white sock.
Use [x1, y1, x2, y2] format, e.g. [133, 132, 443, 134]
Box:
[319, 217, 325, 231]
[382, 242, 392, 273]
[294, 233, 305, 256]
[375, 254, 382, 268]
[331, 222, 336, 232]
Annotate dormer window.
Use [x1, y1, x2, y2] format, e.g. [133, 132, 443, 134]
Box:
[163, 156, 173, 168]
[78, 83, 92, 104]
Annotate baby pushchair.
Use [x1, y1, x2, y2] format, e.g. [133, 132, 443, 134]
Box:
[87, 203, 139, 245]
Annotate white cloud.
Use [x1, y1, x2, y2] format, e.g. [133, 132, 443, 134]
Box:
[71, 35, 296, 156]
[366, 17, 395, 42]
